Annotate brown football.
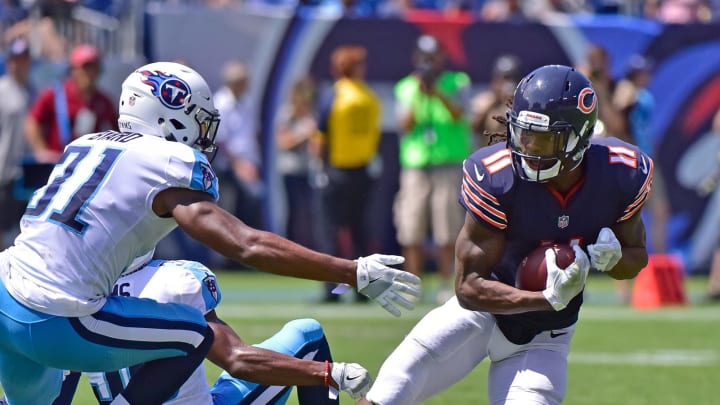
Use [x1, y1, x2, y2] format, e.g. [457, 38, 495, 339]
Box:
[516, 244, 575, 291]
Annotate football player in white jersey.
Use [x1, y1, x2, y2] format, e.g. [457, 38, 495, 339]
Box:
[0, 62, 420, 405]
[64, 258, 371, 404]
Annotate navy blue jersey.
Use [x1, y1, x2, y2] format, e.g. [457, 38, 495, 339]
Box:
[460, 137, 652, 344]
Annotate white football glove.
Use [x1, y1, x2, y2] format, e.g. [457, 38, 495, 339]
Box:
[331, 362, 373, 399]
[356, 254, 422, 317]
[542, 245, 590, 311]
[587, 227, 622, 272]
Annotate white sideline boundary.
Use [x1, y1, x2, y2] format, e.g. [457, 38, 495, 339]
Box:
[569, 350, 720, 366]
[216, 303, 720, 321]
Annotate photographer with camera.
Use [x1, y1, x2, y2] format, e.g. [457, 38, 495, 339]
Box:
[393, 35, 472, 303]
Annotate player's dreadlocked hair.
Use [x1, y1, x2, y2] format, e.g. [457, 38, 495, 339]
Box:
[482, 97, 512, 146]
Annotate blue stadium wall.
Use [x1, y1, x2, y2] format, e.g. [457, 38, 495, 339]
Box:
[147, 8, 720, 273]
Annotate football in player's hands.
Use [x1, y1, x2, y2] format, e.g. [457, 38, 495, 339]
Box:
[516, 244, 575, 291]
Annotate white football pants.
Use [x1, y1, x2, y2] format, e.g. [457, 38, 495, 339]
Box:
[365, 296, 574, 405]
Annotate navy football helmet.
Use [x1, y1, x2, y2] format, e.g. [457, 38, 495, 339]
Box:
[506, 65, 597, 182]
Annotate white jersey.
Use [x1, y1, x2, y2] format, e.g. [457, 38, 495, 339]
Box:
[85, 259, 222, 405]
[1, 131, 219, 316]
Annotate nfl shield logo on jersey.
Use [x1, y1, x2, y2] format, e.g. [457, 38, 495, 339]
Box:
[558, 215, 570, 229]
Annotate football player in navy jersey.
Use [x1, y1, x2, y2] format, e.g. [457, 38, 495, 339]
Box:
[0, 62, 419, 405]
[358, 65, 651, 405]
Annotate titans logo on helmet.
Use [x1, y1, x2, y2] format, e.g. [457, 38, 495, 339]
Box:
[140, 70, 191, 110]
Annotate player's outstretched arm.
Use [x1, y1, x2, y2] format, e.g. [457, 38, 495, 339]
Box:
[455, 214, 553, 314]
[154, 187, 420, 316]
[205, 311, 372, 398]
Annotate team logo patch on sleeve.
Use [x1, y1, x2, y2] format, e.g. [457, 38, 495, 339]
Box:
[140, 70, 191, 110]
[200, 162, 215, 191]
[203, 275, 219, 303]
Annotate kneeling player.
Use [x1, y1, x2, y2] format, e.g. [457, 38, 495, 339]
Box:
[60, 259, 372, 404]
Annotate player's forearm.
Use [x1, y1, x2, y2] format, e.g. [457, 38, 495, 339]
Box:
[207, 318, 340, 389]
[605, 246, 648, 280]
[235, 229, 357, 286]
[454, 231, 550, 313]
[179, 201, 356, 286]
[456, 272, 553, 314]
[222, 346, 336, 388]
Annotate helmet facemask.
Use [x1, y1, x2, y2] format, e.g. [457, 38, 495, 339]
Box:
[507, 110, 589, 182]
[186, 95, 220, 153]
[154, 91, 220, 153]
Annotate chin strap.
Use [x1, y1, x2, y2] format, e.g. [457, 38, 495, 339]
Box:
[520, 157, 561, 182]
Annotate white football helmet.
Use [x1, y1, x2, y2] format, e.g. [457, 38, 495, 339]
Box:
[118, 61, 220, 152]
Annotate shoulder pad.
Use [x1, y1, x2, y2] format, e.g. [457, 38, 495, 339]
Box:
[460, 145, 515, 230]
[165, 148, 219, 200]
[158, 260, 222, 312]
[589, 138, 653, 222]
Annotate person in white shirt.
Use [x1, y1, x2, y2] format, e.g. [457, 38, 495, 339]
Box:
[0, 38, 33, 249]
[213, 60, 264, 232]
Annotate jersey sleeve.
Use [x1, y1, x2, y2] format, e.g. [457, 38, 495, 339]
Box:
[157, 261, 222, 314]
[612, 145, 653, 222]
[165, 147, 220, 201]
[459, 156, 509, 230]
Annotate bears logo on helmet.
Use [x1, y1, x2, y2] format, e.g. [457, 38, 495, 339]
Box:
[577, 87, 597, 114]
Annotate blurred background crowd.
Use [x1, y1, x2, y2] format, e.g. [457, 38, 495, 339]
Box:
[2, 0, 720, 304]
[2, 0, 720, 51]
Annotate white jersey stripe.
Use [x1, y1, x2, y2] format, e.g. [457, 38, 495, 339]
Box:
[76, 315, 206, 348]
[246, 386, 288, 405]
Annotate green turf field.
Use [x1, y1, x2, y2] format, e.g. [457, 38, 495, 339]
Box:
[6, 272, 720, 404]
